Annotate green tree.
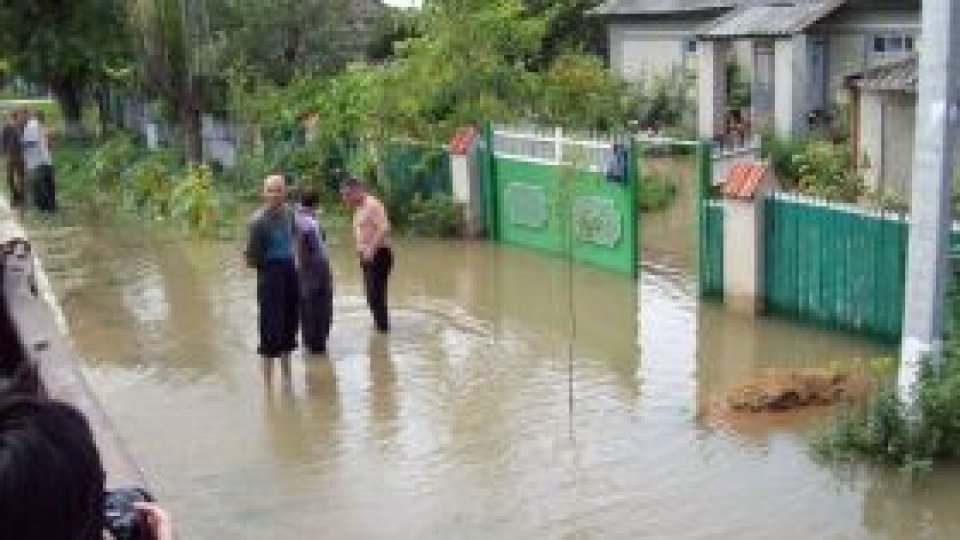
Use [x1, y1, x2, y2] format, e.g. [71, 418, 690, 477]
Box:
[523, 0, 606, 69]
[207, 0, 355, 86]
[0, 0, 131, 137]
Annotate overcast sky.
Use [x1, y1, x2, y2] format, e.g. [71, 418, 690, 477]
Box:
[383, 0, 421, 7]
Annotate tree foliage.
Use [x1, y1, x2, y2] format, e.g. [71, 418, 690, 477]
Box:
[0, 0, 131, 133]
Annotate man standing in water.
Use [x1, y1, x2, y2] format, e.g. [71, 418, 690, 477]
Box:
[21, 109, 56, 212]
[294, 188, 334, 355]
[246, 175, 299, 381]
[2, 110, 25, 207]
[342, 178, 393, 333]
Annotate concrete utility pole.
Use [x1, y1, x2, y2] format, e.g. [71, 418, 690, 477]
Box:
[900, 0, 960, 401]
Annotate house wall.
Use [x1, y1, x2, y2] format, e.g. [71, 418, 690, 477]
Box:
[814, 9, 921, 104]
[609, 20, 705, 82]
[610, 17, 756, 85]
[881, 92, 917, 198]
[859, 91, 883, 190]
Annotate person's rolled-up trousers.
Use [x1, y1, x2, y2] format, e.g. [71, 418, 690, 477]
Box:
[362, 247, 393, 333]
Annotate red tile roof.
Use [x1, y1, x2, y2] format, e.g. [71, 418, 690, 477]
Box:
[721, 163, 769, 200]
[449, 126, 478, 155]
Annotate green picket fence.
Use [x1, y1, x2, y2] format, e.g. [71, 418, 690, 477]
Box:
[484, 124, 639, 277]
[763, 193, 909, 342]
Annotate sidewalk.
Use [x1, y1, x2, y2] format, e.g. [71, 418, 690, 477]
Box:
[0, 195, 147, 489]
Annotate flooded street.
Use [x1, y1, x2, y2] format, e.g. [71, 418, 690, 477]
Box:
[24, 198, 960, 539]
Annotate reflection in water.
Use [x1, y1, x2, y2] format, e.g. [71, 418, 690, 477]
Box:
[24, 209, 960, 540]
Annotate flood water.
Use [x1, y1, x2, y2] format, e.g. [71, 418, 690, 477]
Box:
[24, 187, 960, 539]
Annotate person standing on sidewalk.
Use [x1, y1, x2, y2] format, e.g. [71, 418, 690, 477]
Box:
[21, 110, 55, 212]
[341, 177, 393, 333]
[1, 110, 25, 207]
[246, 175, 299, 382]
[294, 188, 334, 355]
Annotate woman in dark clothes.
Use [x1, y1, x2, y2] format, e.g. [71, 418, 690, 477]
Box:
[245, 175, 299, 382]
[294, 189, 334, 355]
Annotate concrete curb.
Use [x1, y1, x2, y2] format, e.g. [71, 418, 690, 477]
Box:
[0, 196, 147, 489]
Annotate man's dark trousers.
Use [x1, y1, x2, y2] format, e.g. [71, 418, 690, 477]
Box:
[362, 247, 393, 333]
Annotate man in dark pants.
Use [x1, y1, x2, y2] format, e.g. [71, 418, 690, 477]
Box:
[21, 109, 55, 212]
[2, 110, 25, 206]
[246, 175, 299, 383]
[342, 178, 393, 333]
[294, 189, 334, 355]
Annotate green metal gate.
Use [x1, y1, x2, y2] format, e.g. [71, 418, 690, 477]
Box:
[694, 142, 725, 298]
[484, 124, 639, 277]
[763, 193, 909, 342]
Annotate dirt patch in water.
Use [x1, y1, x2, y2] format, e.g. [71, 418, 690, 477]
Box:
[725, 369, 870, 413]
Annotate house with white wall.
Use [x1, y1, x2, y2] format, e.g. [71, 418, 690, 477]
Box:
[846, 54, 918, 200]
[592, 0, 921, 141]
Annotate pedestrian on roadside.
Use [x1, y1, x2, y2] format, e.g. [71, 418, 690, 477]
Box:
[294, 188, 334, 355]
[246, 175, 299, 381]
[341, 177, 393, 333]
[1, 110, 25, 206]
[21, 109, 56, 212]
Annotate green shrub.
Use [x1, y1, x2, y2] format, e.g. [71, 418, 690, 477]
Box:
[815, 285, 960, 476]
[126, 150, 179, 219]
[171, 164, 224, 238]
[88, 134, 140, 189]
[406, 193, 463, 238]
[793, 141, 863, 202]
[638, 173, 678, 213]
[761, 131, 807, 188]
[761, 132, 863, 202]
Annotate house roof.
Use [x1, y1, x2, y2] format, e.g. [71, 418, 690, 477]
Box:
[722, 163, 770, 200]
[697, 0, 847, 39]
[590, 0, 739, 16]
[847, 54, 919, 93]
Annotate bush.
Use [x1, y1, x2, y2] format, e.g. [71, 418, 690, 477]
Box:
[638, 173, 678, 213]
[815, 285, 960, 476]
[406, 193, 463, 238]
[761, 131, 807, 188]
[793, 141, 863, 202]
[761, 132, 863, 202]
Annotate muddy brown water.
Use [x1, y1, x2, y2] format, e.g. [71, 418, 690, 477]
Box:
[23, 193, 960, 539]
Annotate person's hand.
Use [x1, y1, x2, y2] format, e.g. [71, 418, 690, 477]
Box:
[359, 247, 374, 263]
[133, 502, 175, 540]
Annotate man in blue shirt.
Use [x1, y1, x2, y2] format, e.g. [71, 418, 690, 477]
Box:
[245, 175, 299, 381]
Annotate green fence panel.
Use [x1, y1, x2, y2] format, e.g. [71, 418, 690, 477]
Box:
[700, 201, 725, 297]
[383, 141, 452, 198]
[495, 157, 565, 252]
[763, 194, 909, 342]
[491, 156, 637, 276]
[696, 141, 724, 298]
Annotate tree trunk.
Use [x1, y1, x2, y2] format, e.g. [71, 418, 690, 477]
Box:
[182, 105, 203, 164]
[52, 79, 86, 140]
[94, 85, 110, 137]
